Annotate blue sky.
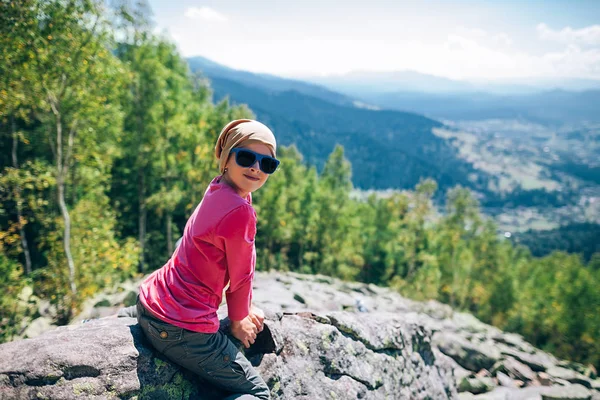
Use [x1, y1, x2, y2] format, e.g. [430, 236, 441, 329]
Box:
[147, 0, 600, 81]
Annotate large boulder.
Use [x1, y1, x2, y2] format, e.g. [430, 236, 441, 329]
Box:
[0, 310, 456, 399]
[459, 384, 594, 400]
[2, 271, 599, 400]
[433, 331, 502, 372]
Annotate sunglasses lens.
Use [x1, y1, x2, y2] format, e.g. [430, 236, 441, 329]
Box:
[235, 150, 256, 167]
[233, 149, 279, 174]
[260, 158, 278, 174]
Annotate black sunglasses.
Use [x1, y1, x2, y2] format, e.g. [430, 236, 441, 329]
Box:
[230, 148, 280, 174]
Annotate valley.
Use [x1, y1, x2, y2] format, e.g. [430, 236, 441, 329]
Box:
[433, 120, 600, 234]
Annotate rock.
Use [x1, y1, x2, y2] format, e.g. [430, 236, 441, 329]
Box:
[21, 317, 54, 340]
[69, 277, 146, 324]
[497, 371, 518, 388]
[267, 311, 455, 399]
[3, 270, 598, 399]
[540, 372, 558, 386]
[547, 367, 593, 389]
[490, 332, 526, 348]
[418, 300, 455, 320]
[492, 357, 536, 382]
[540, 384, 593, 400]
[434, 332, 502, 372]
[458, 377, 495, 394]
[1, 318, 152, 400]
[451, 313, 493, 334]
[476, 369, 492, 378]
[558, 361, 597, 379]
[0, 310, 457, 399]
[499, 345, 555, 372]
[37, 299, 58, 320]
[468, 386, 536, 399]
[463, 385, 592, 400]
[434, 348, 470, 388]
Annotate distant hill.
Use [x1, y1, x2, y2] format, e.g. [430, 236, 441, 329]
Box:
[307, 70, 600, 95]
[303, 70, 600, 125]
[308, 70, 478, 94]
[351, 90, 600, 125]
[188, 56, 353, 107]
[187, 57, 489, 193]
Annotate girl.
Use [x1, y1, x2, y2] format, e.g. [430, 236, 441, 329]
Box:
[136, 119, 280, 399]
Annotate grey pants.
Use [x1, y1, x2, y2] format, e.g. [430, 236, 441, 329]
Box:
[136, 300, 271, 399]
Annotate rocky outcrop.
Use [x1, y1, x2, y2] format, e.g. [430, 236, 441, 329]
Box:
[1, 271, 599, 400]
[0, 312, 454, 399]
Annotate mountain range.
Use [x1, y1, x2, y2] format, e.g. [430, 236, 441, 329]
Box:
[188, 56, 489, 194]
[187, 56, 599, 200]
[337, 89, 600, 125]
[305, 70, 600, 95]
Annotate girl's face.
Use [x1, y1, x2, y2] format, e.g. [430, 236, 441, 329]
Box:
[223, 142, 271, 198]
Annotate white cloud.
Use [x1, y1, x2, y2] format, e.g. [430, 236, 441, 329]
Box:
[537, 23, 600, 46]
[542, 45, 600, 77]
[440, 35, 520, 79]
[455, 27, 512, 48]
[492, 33, 512, 47]
[165, 18, 600, 80]
[422, 30, 599, 80]
[184, 7, 228, 22]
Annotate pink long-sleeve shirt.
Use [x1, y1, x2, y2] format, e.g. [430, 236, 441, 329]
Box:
[139, 175, 256, 333]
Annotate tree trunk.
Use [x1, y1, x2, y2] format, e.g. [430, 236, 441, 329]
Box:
[53, 106, 77, 296]
[11, 116, 32, 274]
[58, 179, 76, 295]
[138, 170, 146, 272]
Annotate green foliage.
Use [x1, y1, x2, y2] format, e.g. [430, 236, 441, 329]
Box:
[111, 35, 253, 270]
[0, 252, 35, 341]
[506, 252, 600, 367]
[35, 193, 140, 322]
[0, 161, 56, 267]
[513, 223, 600, 262]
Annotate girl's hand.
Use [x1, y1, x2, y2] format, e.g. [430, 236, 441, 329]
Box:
[230, 316, 258, 348]
[249, 305, 265, 332]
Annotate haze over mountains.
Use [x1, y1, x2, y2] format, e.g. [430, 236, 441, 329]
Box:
[187, 55, 600, 217]
[306, 71, 600, 125]
[306, 70, 600, 95]
[189, 55, 600, 127]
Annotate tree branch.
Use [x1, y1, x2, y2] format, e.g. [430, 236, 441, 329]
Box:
[65, 119, 78, 171]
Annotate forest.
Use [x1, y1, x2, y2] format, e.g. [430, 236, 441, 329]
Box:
[1, 0, 599, 372]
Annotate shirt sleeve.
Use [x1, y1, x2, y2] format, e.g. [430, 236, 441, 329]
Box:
[216, 204, 257, 321]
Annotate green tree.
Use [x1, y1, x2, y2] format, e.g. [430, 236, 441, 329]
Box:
[20, 1, 126, 303]
[314, 145, 362, 279]
[146, 41, 194, 254]
[0, 0, 43, 275]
